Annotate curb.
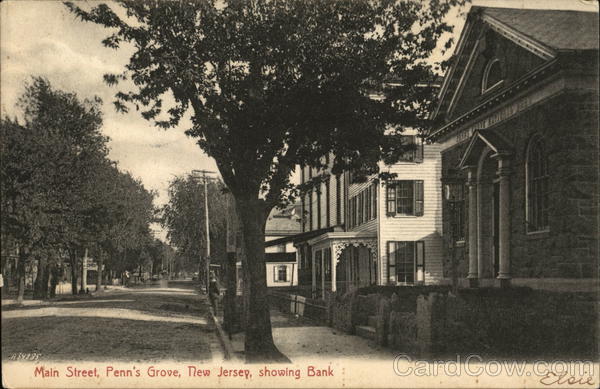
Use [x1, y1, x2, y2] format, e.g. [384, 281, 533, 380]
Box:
[207, 302, 241, 362]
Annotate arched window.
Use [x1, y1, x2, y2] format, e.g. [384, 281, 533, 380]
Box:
[526, 136, 549, 232]
[481, 58, 503, 93]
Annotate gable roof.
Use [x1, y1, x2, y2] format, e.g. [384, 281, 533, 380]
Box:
[265, 203, 301, 236]
[483, 7, 599, 52]
[431, 6, 599, 126]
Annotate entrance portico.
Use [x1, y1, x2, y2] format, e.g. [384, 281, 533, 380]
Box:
[308, 231, 377, 299]
[459, 129, 513, 288]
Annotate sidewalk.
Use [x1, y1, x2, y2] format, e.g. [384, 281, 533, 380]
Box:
[224, 310, 397, 362]
[1, 285, 129, 307]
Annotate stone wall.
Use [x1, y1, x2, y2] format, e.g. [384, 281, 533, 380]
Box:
[355, 287, 597, 358]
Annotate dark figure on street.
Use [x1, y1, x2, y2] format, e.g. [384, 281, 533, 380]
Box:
[208, 274, 220, 312]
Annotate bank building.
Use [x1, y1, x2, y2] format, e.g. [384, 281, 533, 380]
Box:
[428, 6, 598, 291]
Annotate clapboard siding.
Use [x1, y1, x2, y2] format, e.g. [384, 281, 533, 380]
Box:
[378, 142, 444, 285]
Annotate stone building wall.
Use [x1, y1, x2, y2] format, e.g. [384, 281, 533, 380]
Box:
[439, 90, 599, 281]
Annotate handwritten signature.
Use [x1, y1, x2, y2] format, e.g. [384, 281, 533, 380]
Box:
[540, 371, 595, 386]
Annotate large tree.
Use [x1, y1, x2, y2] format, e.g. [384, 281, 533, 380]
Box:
[67, 0, 463, 361]
[1, 77, 108, 300]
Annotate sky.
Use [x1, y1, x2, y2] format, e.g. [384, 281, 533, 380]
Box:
[1, 0, 597, 240]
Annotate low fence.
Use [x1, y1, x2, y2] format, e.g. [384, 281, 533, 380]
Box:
[268, 291, 327, 323]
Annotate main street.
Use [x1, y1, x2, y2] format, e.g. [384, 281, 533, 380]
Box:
[1, 281, 224, 363]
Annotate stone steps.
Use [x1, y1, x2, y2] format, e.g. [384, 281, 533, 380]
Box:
[355, 325, 376, 341]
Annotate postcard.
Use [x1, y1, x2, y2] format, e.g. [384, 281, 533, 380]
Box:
[2, 0, 598, 388]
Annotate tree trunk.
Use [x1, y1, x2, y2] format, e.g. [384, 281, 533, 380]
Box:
[96, 254, 104, 293]
[42, 262, 51, 299]
[69, 250, 79, 295]
[236, 196, 290, 363]
[49, 262, 59, 298]
[16, 247, 28, 304]
[34, 256, 48, 299]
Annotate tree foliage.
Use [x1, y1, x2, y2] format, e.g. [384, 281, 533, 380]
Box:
[1, 77, 158, 298]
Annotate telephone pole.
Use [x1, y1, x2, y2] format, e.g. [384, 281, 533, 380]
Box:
[191, 169, 216, 293]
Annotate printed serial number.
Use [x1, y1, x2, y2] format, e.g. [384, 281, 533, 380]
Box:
[8, 353, 42, 361]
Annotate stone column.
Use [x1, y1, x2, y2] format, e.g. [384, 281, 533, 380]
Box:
[496, 157, 512, 288]
[465, 167, 479, 287]
[476, 181, 485, 280]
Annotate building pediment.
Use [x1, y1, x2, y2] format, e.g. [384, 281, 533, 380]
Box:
[458, 129, 513, 169]
[432, 6, 598, 129]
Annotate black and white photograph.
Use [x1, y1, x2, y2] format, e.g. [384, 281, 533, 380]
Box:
[1, 0, 598, 388]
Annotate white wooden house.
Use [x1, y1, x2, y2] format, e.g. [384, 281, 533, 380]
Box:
[295, 130, 444, 299]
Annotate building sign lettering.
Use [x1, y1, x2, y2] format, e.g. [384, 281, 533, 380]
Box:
[455, 96, 532, 143]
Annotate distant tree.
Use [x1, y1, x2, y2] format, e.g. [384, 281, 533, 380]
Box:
[161, 175, 227, 282]
[92, 163, 156, 291]
[67, 0, 464, 361]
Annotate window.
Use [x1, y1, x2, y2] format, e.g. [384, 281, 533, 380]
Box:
[482, 58, 503, 93]
[309, 190, 313, 231]
[323, 248, 331, 279]
[399, 135, 424, 162]
[276, 244, 286, 253]
[445, 183, 466, 241]
[326, 177, 331, 227]
[387, 241, 425, 284]
[301, 197, 306, 232]
[386, 180, 424, 216]
[336, 175, 342, 225]
[316, 186, 322, 229]
[526, 136, 549, 232]
[372, 182, 377, 218]
[348, 183, 378, 228]
[274, 265, 288, 282]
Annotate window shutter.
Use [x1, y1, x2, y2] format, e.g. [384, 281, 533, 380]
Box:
[414, 180, 424, 216]
[415, 138, 424, 163]
[273, 266, 277, 281]
[284, 266, 289, 282]
[416, 241, 424, 269]
[386, 183, 396, 215]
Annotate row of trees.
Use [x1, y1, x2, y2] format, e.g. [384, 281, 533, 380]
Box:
[67, 0, 465, 361]
[0, 77, 162, 302]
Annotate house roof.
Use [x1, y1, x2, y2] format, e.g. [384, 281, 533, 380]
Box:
[481, 7, 599, 51]
[265, 203, 302, 236]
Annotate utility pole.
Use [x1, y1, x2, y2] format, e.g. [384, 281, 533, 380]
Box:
[192, 169, 216, 293]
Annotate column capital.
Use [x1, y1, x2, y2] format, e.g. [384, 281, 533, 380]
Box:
[493, 154, 512, 177]
[461, 165, 478, 186]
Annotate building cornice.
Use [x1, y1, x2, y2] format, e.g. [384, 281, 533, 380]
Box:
[428, 59, 560, 143]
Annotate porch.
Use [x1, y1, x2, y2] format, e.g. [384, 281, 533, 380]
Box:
[307, 232, 378, 299]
